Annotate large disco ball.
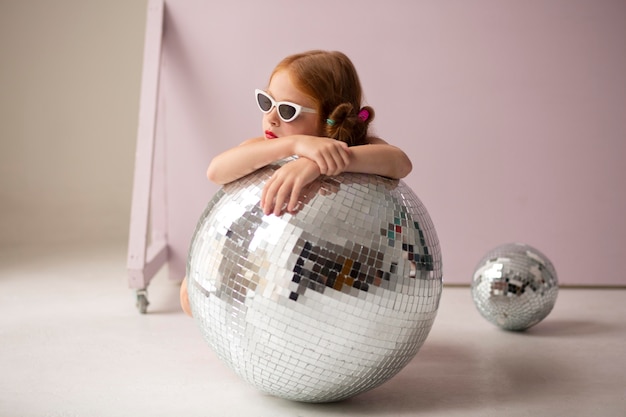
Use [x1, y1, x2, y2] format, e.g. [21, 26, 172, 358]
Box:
[187, 159, 443, 402]
[471, 243, 558, 331]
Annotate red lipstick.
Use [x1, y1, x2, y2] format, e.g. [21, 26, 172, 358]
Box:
[265, 130, 277, 139]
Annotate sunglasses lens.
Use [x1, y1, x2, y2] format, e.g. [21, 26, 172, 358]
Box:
[257, 92, 272, 112]
[278, 104, 297, 121]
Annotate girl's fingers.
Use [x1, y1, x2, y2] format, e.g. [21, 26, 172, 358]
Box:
[287, 181, 303, 212]
[322, 153, 336, 175]
[273, 184, 291, 215]
[263, 175, 292, 216]
[315, 156, 328, 175]
[262, 176, 281, 215]
[261, 177, 273, 211]
[327, 146, 349, 176]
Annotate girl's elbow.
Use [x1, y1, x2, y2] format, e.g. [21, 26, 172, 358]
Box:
[206, 165, 226, 185]
[206, 165, 216, 182]
[395, 156, 412, 179]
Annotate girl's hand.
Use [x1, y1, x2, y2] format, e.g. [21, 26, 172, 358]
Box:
[291, 135, 351, 176]
[261, 158, 321, 216]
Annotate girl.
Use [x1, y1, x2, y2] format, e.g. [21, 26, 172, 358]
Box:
[181, 50, 412, 316]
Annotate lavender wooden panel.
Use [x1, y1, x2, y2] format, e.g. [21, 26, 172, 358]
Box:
[143, 0, 626, 286]
[127, 0, 166, 289]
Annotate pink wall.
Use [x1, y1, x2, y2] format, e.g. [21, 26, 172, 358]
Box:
[154, 0, 626, 286]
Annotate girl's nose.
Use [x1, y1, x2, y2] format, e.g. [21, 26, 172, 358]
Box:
[267, 107, 280, 126]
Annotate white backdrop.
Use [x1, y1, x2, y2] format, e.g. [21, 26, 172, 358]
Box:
[0, 0, 146, 245]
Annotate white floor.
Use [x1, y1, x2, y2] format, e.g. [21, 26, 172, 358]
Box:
[1, 243, 625, 417]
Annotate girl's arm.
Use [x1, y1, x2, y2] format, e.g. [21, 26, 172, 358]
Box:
[261, 137, 412, 215]
[206, 137, 293, 185]
[344, 137, 412, 179]
[206, 136, 350, 185]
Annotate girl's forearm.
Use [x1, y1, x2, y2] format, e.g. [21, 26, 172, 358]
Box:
[206, 137, 295, 184]
[206, 137, 412, 185]
[345, 144, 412, 179]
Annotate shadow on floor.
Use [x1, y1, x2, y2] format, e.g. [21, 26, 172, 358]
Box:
[262, 337, 579, 415]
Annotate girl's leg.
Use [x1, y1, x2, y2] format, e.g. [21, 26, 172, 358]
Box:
[180, 277, 193, 317]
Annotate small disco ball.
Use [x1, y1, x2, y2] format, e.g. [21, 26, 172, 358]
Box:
[471, 243, 558, 331]
[187, 159, 442, 402]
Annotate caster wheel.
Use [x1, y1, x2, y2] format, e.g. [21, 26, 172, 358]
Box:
[136, 289, 149, 314]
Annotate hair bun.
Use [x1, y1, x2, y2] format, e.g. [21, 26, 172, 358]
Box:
[328, 103, 354, 125]
[325, 103, 374, 146]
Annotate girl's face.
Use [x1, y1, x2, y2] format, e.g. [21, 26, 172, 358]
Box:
[261, 69, 321, 140]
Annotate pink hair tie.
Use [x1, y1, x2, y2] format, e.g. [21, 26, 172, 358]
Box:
[358, 109, 370, 122]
